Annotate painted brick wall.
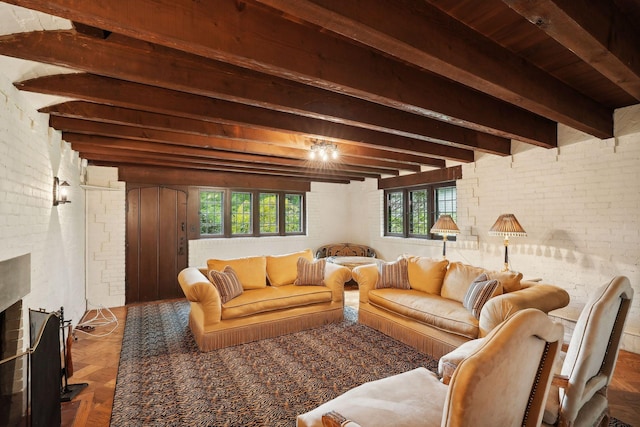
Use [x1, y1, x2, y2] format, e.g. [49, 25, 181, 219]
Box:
[84, 166, 126, 308]
[0, 73, 86, 333]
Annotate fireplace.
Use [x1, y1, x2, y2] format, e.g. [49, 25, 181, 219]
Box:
[0, 254, 31, 426]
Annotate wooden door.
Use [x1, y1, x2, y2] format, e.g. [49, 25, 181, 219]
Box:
[126, 185, 188, 303]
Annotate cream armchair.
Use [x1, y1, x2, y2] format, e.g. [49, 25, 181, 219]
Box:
[439, 276, 634, 427]
[543, 276, 633, 427]
[297, 308, 564, 427]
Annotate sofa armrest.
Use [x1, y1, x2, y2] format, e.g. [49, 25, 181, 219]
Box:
[324, 262, 352, 303]
[178, 267, 222, 325]
[352, 264, 379, 304]
[478, 283, 569, 337]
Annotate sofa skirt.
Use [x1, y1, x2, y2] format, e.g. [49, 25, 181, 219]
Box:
[358, 303, 470, 359]
[189, 303, 344, 351]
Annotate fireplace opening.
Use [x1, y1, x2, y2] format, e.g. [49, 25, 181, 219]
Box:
[0, 300, 27, 427]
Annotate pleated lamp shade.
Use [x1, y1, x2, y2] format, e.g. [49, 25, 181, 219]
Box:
[431, 214, 460, 236]
[488, 214, 527, 237]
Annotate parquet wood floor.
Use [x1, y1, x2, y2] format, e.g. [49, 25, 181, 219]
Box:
[61, 293, 640, 426]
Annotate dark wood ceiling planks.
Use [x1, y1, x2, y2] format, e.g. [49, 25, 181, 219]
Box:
[0, 0, 638, 187]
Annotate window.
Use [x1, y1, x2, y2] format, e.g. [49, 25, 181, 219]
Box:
[199, 189, 305, 238]
[384, 183, 456, 239]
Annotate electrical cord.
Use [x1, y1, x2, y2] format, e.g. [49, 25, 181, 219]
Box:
[74, 304, 119, 338]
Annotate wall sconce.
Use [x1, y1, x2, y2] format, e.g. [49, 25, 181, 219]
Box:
[489, 213, 526, 271]
[309, 140, 339, 161]
[430, 214, 460, 259]
[53, 177, 71, 206]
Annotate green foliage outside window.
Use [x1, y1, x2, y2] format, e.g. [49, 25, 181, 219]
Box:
[387, 191, 404, 234]
[285, 194, 303, 233]
[200, 190, 223, 235]
[231, 192, 252, 235]
[199, 189, 304, 237]
[409, 189, 428, 235]
[260, 193, 279, 234]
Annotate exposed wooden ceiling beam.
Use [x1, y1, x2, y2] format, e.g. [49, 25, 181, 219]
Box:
[16, 73, 475, 162]
[255, 0, 613, 139]
[503, 0, 640, 101]
[76, 146, 374, 182]
[41, 102, 445, 168]
[379, 166, 463, 190]
[52, 117, 410, 174]
[63, 133, 393, 178]
[0, 30, 511, 154]
[3, 0, 557, 146]
[116, 165, 317, 189]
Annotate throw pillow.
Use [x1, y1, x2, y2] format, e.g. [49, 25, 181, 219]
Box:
[376, 257, 410, 290]
[266, 249, 314, 286]
[405, 256, 449, 294]
[208, 266, 244, 304]
[463, 273, 502, 319]
[207, 256, 267, 290]
[294, 257, 326, 286]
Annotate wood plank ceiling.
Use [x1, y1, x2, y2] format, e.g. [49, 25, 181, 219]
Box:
[0, 0, 638, 188]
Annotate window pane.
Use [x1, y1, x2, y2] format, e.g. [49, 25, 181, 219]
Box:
[285, 194, 303, 233]
[200, 190, 224, 235]
[231, 192, 252, 235]
[259, 193, 279, 234]
[386, 191, 404, 234]
[436, 186, 457, 221]
[409, 189, 428, 235]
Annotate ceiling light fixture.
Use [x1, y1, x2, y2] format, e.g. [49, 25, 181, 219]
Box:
[309, 140, 339, 161]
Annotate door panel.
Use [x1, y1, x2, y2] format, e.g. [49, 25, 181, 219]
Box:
[126, 186, 188, 304]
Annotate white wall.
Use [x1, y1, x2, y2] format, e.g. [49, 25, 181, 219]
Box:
[0, 72, 86, 338]
[84, 166, 126, 309]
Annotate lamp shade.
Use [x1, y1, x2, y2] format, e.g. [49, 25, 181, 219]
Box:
[488, 214, 526, 237]
[431, 214, 460, 235]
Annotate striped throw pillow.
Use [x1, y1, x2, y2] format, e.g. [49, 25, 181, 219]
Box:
[208, 266, 244, 303]
[463, 273, 501, 319]
[294, 257, 326, 286]
[376, 257, 410, 289]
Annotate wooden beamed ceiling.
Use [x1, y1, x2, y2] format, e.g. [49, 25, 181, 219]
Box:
[0, 0, 638, 187]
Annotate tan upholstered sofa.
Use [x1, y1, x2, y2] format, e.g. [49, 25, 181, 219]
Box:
[178, 249, 352, 351]
[352, 256, 570, 358]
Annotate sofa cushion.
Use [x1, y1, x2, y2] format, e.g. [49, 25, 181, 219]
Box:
[368, 289, 479, 339]
[208, 266, 244, 303]
[376, 258, 410, 290]
[266, 249, 314, 287]
[486, 270, 523, 293]
[463, 273, 502, 319]
[294, 257, 326, 286]
[441, 262, 487, 303]
[207, 256, 267, 290]
[406, 256, 449, 294]
[221, 285, 332, 319]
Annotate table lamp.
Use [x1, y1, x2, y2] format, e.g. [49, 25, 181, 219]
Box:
[488, 213, 527, 271]
[430, 214, 460, 259]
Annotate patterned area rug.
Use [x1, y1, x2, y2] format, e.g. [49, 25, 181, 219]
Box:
[111, 300, 632, 427]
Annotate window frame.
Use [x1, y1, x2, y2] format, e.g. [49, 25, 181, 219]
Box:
[383, 182, 457, 240]
[198, 188, 306, 238]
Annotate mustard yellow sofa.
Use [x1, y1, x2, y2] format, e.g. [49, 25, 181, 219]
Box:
[352, 256, 570, 358]
[178, 249, 352, 351]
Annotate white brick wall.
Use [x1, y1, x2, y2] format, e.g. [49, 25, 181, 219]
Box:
[0, 73, 86, 335]
[84, 166, 126, 308]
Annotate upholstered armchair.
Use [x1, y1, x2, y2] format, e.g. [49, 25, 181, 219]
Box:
[543, 276, 633, 427]
[439, 276, 634, 427]
[297, 308, 564, 427]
